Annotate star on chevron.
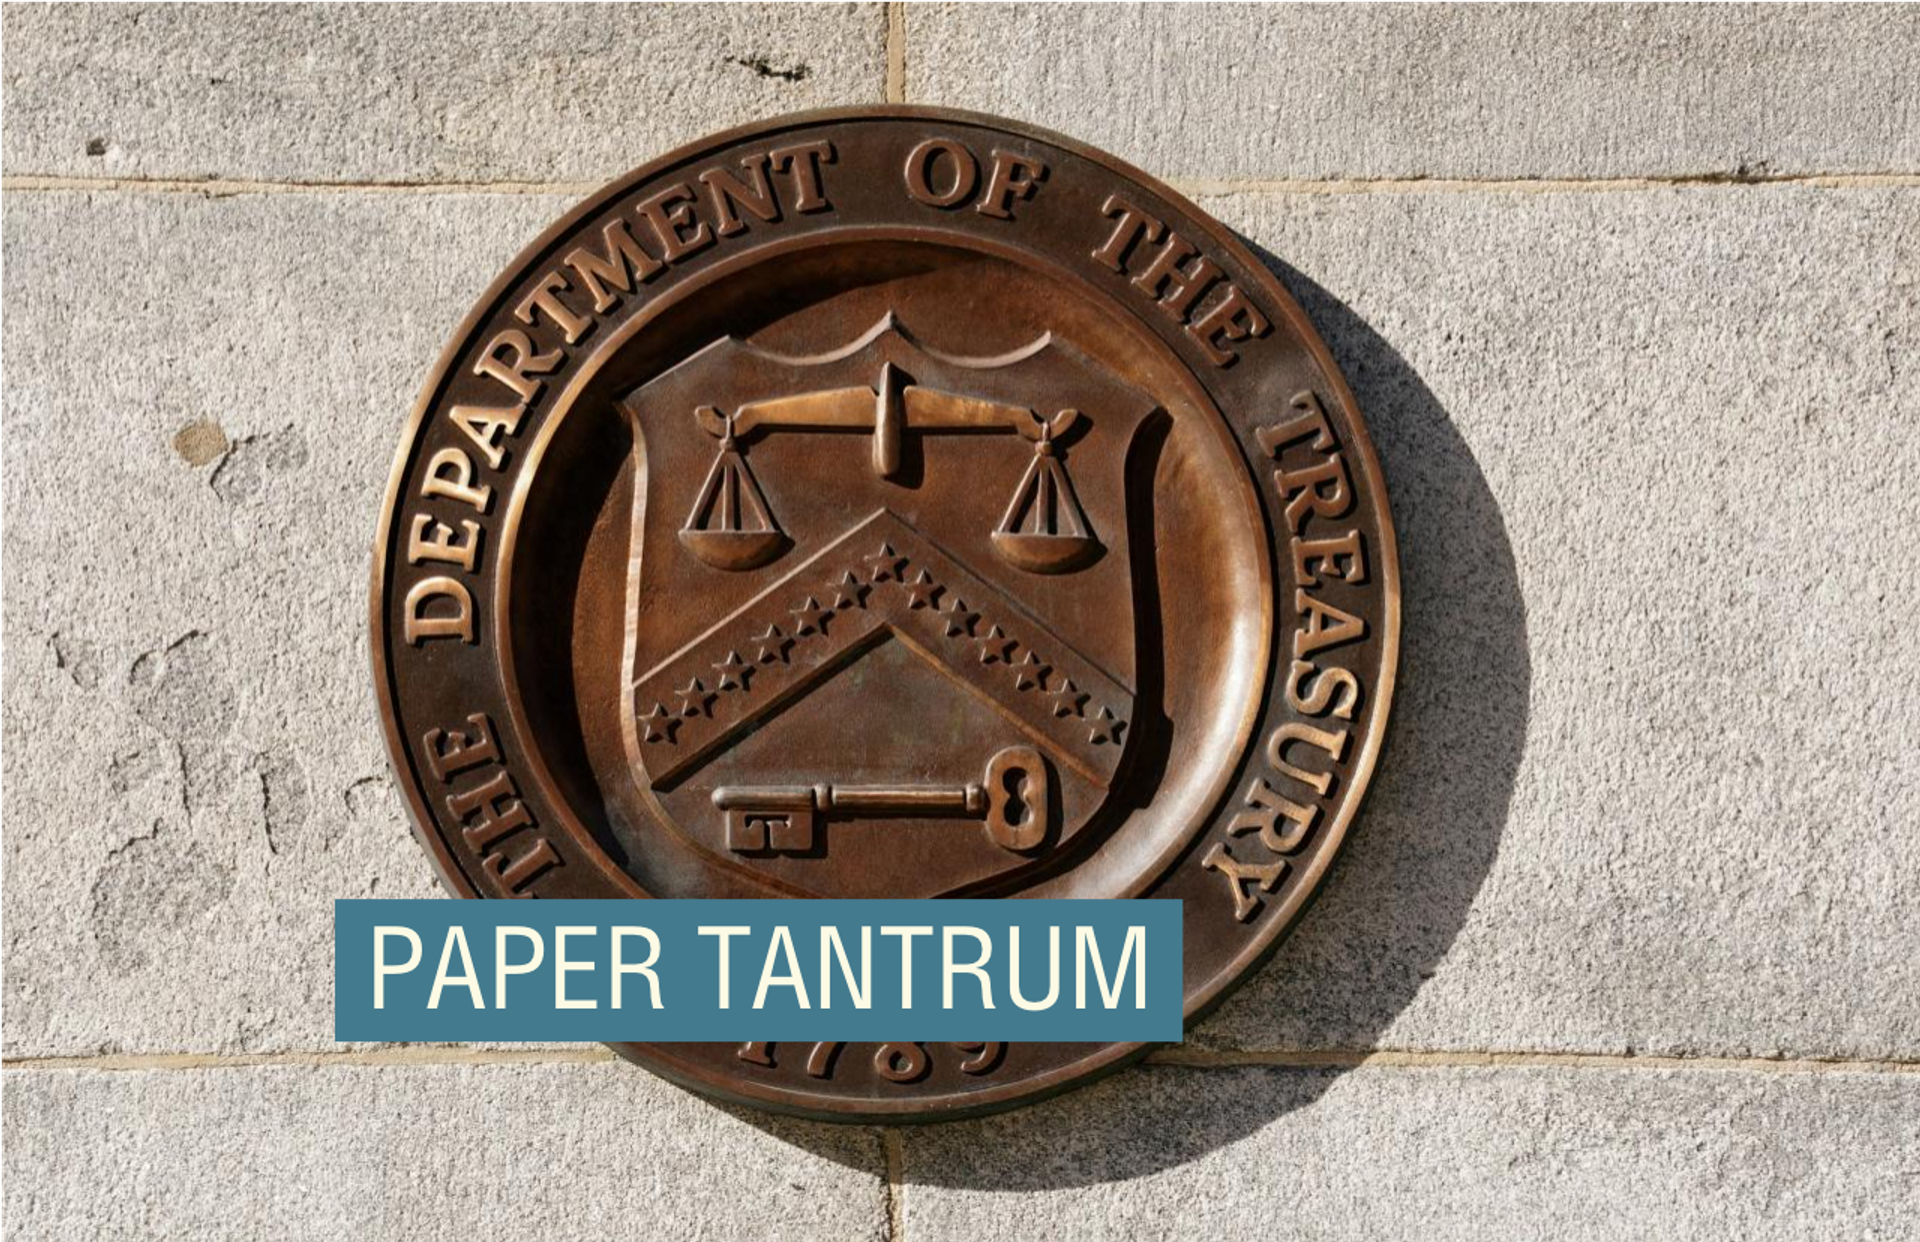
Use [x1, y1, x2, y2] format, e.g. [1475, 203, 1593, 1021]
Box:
[640, 702, 679, 744]
[711, 650, 752, 692]
[675, 677, 715, 719]
[753, 624, 793, 664]
[827, 571, 870, 610]
[1087, 706, 1126, 745]
[862, 542, 908, 583]
[940, 597, 979, 638]
[974, 624, 1017, 666]
[790, 596, 831, 636]
[1047, 677, 1086, 718]
[1013, 651, 1051, 691]
[904, 569, 943, 610]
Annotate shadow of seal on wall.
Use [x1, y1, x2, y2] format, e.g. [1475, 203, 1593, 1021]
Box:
[370, 106, 1401, 1122]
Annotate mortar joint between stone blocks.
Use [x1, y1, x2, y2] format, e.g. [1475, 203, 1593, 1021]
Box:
[885, 3, 908, 104]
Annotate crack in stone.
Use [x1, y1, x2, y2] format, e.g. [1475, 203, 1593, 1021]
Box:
[727, 54, 811, 83]
[250, 748, 310, 858]
[49, 631, 102, 689]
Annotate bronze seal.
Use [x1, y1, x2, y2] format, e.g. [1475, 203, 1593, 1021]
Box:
[371, 107, 1398, 1120]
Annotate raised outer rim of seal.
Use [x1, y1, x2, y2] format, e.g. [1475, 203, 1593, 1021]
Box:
[369, 105, 1400, 1123]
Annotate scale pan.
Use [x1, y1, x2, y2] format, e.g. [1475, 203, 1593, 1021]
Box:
[991, 531, 1102, 575]
[680, 528, 789, 571]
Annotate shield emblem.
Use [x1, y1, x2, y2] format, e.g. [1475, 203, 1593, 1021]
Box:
[616, 314, 1153, 898]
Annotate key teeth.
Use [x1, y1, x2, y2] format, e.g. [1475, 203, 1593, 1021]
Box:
[726, 809, 767, 853]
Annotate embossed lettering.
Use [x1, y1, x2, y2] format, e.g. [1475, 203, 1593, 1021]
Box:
[426, 715, 559, 896]
[1226, 776, 1317, 855]
[1286, 659, 1361, 720]
[473, 329, 561, 403]
[1292, 529, 1366, 586]
[904, 138, 978, 207]
[1279, 454, 1353, 533]
[699, 153, 782, 236]
[735, 1041, 1005, 1081]
[420, 448, 491, 513]
[563, 219, 667, 313]
[1208, 716, 1355, 920]
[513, 271, 592, 345]
[481, 834, 559, 892]
[449, 403, 527, 472]
[1091, 193, 1270, 365]
[978, 149, 1046, 219]
[904, 139, 1045, 219]
[1255, 389, 1337, 457]
[422, 713, 501, 781]
[445, 768, 532, 854]
[1294, 587, 1367, 658]
[1092, 194, 1165, 270]
[1202, 842, 1287, 923]
[1186, 285, 1272, 367]
[636, 182, 715, 264]
[404, 576, 474, 645]
[407, 512, 481, 572]
[768, 140, 835, 212]
[1129, 231, 1226, 320]
[1267, 720, 1349, 796]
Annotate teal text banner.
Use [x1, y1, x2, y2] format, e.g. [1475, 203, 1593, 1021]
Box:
[335, 899, 1182, 1042]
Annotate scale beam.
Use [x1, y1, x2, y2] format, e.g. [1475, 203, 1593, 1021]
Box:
[684, 366, 1099, 574]
[695, 371, 1083, 480]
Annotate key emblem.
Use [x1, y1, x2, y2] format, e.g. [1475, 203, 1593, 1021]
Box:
[713, 746, 1050, 855]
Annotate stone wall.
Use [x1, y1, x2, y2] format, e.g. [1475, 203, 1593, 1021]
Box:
[4, 5, 1916, 1238]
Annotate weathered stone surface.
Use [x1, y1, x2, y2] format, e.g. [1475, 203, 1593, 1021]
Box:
[5, 183, 1917, 1065]
[909, 4, 1920, 182]
[899, 1063, 1920, 1240]
[5, 8, 1917, 1240]
[1186, 184, 1920, 1059]
[1, 189, 573, 1058]
[1, 1061, 887, 1240]
[0, 4, 884, 184]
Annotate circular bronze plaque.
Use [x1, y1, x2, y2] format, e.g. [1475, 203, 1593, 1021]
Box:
[372, 107, 1398, 1120]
